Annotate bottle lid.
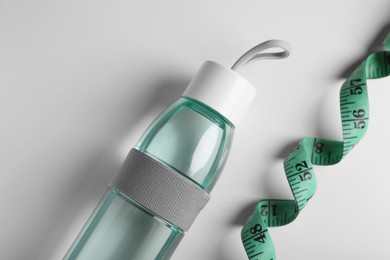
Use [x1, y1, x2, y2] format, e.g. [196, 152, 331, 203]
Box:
[183, 40, 291, 126]
[183, 61, 256, 126]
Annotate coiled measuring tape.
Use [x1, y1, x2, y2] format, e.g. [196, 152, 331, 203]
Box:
[241, 33, 390, 259]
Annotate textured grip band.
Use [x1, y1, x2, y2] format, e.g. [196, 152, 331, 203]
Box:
[109, 148, 210, 231]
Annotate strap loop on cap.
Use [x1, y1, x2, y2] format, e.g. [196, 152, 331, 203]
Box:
[231, 40, 291, 71]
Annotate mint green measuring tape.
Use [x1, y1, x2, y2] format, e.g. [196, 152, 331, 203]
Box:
[241, 33, 390, 259]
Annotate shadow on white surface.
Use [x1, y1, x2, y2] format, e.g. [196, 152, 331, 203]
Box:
[340, 22, 390, 78]
[13, 77, 189, 260]
[231, 139, 299, 227]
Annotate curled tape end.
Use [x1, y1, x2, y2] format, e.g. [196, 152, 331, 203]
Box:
[384, 32, 390, 49]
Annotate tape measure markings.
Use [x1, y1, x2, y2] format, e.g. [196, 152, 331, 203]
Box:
[241, 34, 390, 259]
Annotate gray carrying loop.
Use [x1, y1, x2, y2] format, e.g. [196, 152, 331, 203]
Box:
[109, 148, 210, 231]
[231, 39, 291, 71]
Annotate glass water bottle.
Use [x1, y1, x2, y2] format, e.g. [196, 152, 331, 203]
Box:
[65, 60, 257, 260]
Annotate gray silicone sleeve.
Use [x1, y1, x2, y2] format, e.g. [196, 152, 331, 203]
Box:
[109, 148, 210, 231]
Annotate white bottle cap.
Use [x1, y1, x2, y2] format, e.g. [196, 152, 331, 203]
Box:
[183, 61, 256, 126]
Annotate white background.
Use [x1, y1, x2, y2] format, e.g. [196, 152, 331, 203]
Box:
[1, 1, 390, 259]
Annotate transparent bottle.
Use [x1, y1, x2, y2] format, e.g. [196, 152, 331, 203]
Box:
[64, 61, 256, 260]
